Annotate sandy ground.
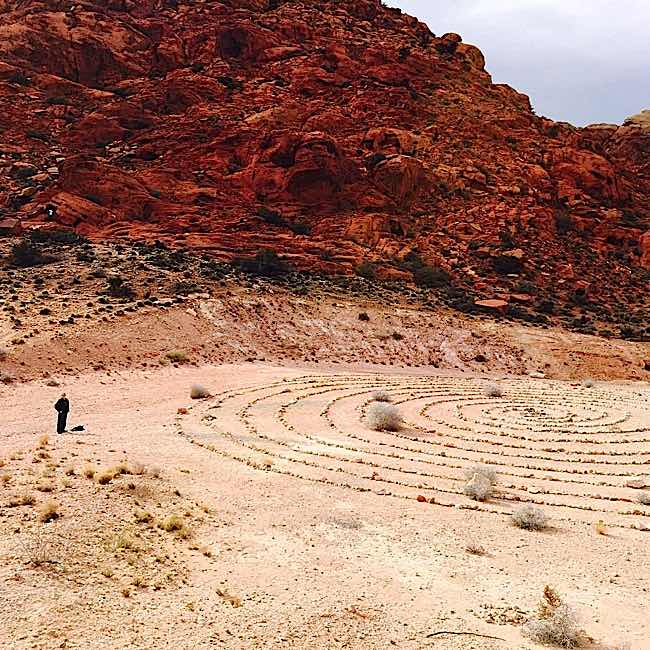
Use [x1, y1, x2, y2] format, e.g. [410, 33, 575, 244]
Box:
[1, 362, 648, 649]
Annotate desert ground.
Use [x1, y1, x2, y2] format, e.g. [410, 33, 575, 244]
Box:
[1, 357, 649, 649]
[1, 240, 649, 649]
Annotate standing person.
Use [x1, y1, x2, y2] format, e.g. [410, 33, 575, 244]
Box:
[54, 393, 70, 434]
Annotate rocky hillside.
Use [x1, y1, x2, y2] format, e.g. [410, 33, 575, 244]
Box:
[0, 0, 648, 335]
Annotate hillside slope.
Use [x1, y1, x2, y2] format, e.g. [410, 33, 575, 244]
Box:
[0, 0, 648, 333]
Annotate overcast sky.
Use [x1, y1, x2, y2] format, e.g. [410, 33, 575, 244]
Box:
[388, 0, 649, 126]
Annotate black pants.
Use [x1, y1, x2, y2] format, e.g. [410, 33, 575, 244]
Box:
[57, 411, 68, 433]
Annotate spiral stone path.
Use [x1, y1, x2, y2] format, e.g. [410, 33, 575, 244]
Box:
[179, 374, 650, 531]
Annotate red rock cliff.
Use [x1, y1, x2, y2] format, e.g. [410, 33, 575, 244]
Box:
[0, 0, 648, 324]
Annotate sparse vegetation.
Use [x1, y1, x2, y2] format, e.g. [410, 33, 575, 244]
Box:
[484, 382, 503, 397]
[38, 500, 60, 522]
[190, 383, 211, 399]
[366, 402, 402, 431]
[522, 586, 582, 648]
[83, 464, 96, 479]
[166, 350, 189, 364]
[582, 379, 595, 388]
[371, 389, 392, 403]
[96, 469, 115, 485]
[637, 492, 650, 505]
[463, 472, 493, 502]
[512, 505, 549, 531]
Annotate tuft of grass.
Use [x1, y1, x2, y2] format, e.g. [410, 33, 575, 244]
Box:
[166, 350, 189, 364]
[366, 402, 402, 431]
[38, 434, 49, 448]
[21, 492, 36, 505]
[1, 473, 11, 485]
[65, 465, 75, 476]
[512, 505, 549, 531]
[134, 509, 152, 524]
[159, 514, 191, 539]
[190, 384, 211, 399]
[371, 389, 392, 403]
[582, 378, 595, 388]
[38, 500, 60, 522]
[36, 480, 55, 493]
[96, 469, 115, 485]
[83, 464, 96, 479]
[463, 464, 498, 485]
[465, 540, 486, 556]
[595, 520, 607, 536]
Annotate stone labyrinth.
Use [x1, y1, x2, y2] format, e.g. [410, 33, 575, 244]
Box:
[179, 375, 650, 531]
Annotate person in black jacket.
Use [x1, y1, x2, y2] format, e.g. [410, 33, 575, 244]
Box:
[54, 393, 70, 434]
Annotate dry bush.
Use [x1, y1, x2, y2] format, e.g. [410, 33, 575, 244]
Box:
[134, 509, 152, 523]
[36, 480, 54, 493]
[111, 462, 132, 476]
[159, 514, 191, 539]
[637, 492, 650, 506]
[484, 382, 503, 398]
[0, 346, 9, 360]
[512, 505, 549, 531]
[582, 379, 595, 388]
[38, 434, 49, 448]
[463, 472, 493, 502]
[166, 350, 189, 364]
[0, 459, 5, 468]
[149, 466, 162, 478]
[83, 464, 96, 479]
[64, 465, 75, 476]
[371, 389, 392, 403]
[522, 587, 582, 648]
[463, 464, 498, 485]
[38, 500, 60, 522]
[130, 461, 146, 475]
[190, 384, 211, 399]
[2, 473, 11, 485]
[96, 469, 115, 485]
[366, 402, 402, 431]
[465, 540, 486, 556]
[21, 492, 35, 506]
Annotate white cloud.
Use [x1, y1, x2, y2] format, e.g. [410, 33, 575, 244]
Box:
[388, 0, 650, 125]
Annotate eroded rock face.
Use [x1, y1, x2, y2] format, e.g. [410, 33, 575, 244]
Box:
[0, 0, 648, 320]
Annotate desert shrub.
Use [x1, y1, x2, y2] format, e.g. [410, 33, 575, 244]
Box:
[159, 514, 185, 532]
[106, 275, 135, 299]
[463, 472, 493, 502]
[637, 492, 650, 506]
[355, 261, 377, 280]
[512, 505, 549, 531]
[522, 587, 581, 648]
[582, 378, 595, 388]
[28, 229, 86, 245]
[83, 464, 96, 479]
[0, 347, 8, 361]
[463, 464, 498, 485]
[484, 382, 503, 398]
[358, 312, 370, 322]
[96, 469, 114, 485]
[235, 248, 290, 276]
[371, 390, 392, 403]
[190, 384, 211, 399]
[38, 500, 59, 522]
[10, 240, 53, 268]
[366, 402, 402, 432]
[166, 350, 189, 364]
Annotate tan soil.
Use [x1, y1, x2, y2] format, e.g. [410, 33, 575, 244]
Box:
[1, 362, 649, 649]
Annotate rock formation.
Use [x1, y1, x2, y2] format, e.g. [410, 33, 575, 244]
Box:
[0, 0, 648, 329]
